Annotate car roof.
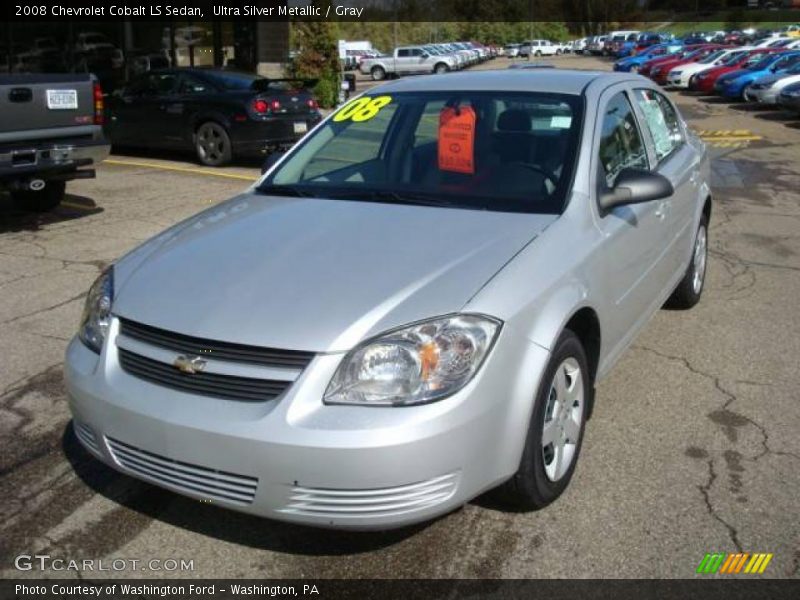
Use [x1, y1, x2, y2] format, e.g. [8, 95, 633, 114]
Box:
[369, 69, 639, 95]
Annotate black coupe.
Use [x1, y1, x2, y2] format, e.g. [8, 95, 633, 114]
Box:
[105, 68, 322, 166]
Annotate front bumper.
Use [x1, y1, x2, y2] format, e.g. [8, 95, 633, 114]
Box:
[65, 319, 550, 530]
[745, 87, 778, 104]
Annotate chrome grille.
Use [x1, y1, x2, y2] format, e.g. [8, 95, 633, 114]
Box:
[118, 348, 291, 402]
[106, 437, 258, 504]
[118, 318, 315, 369]
[280, 473, 459, 519]
[74, 421, 100, 455]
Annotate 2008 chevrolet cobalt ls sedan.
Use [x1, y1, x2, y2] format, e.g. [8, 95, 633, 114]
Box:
[66, 70, 711, 530]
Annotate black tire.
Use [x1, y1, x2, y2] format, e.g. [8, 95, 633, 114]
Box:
[434, 62, 449, 75]
[666, 214, 708, 309]
[535, 50, 542, 57]
[10, 181, 66, 212]
[371, 66, 386, 81]
[195, 121, 232, 167]
[494, 329, 592, 510]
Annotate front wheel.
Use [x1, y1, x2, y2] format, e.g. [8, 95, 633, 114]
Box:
[10, 181, 66, 212]
[434, 63, 449, 75]
[494, 330, 591, 510]
[195, 122, 232, 167]
[666, 214, 708, 309]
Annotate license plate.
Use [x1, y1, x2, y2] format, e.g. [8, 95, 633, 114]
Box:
[46, 89, 78, 110]
[293, 121, 308, 134]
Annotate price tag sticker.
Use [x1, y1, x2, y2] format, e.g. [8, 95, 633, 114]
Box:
[438, 106, 476, 174]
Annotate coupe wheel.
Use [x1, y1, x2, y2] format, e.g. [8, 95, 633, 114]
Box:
[195, 122, 232, 167]
[666, 214, 708, 309]
[494, 329, 591, 509]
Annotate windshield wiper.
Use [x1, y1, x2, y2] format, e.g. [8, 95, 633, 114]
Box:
[255, 184, 316, 198]
[326, 188, 466, 209]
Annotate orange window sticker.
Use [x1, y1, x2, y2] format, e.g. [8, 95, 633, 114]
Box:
[438, 106, 476, 174]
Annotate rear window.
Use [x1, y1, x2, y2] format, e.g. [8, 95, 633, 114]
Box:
[203, 71, 259, 90]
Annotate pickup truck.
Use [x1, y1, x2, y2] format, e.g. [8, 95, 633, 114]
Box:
[359, 46, 458, 81]
[0, 73, 110, 212]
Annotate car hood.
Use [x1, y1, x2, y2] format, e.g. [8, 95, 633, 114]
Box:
[113, 193, 556, 353]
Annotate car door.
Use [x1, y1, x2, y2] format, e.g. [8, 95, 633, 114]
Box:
[395, 48, 412, 74]
[111, 72, 178, 146]
[168, 73, 215, 146]
[631, 87, 698, 279]
[409, 48, 428, 73]
[591, 87, 674, 361]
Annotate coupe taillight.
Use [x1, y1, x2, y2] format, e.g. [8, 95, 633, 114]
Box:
[93, 83, 104, 125]
[307, 98, 318, 110]
[253, 98, 281, 114]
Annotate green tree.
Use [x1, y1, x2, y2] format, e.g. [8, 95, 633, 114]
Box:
[290, 3, 341, 108]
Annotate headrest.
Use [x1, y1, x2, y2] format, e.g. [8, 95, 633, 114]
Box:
[497, 109, 531, 133]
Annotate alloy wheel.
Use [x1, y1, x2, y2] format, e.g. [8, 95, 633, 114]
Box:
[196, 123, 227, 165]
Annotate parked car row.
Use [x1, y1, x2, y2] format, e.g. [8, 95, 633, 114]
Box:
[611, 39, 800, 117]
[359, 41, 496, 81]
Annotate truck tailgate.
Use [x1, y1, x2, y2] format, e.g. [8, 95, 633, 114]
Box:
[0, 74, 96, 139]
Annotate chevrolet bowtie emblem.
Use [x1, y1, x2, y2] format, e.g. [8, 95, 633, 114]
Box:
[173, 355, 207, 374]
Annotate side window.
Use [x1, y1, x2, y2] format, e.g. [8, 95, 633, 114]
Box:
[633, 89, 683, 163]
[598, 92, 648, 187]
[397, 49, 410, 58]
[411, 48, 423, 57]
[179, 75, 210, 95]
[152, 73, 177, 95]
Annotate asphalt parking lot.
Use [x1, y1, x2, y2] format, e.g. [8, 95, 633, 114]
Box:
[1, 54, 799, 579]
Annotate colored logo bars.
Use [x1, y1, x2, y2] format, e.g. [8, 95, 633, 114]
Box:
[696, 552, 773, 575]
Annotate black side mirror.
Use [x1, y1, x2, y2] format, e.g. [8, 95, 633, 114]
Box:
[261, 151, 286, 174]
[599, 168, 674, 212]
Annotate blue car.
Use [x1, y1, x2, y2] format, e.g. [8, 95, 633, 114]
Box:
[617, 33, 668, 58]
[613, 42, 683, 72]
[715, 51, 800, 99]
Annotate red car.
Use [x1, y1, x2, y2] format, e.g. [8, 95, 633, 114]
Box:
[689, 48, 778, 93]
[649, 45, 728, 85]
[639, 45, 705, 77]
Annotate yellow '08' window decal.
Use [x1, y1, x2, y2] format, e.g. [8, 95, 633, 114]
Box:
[333, 96, 393, 122]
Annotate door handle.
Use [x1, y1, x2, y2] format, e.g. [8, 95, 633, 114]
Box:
[655, 201, 667, 220]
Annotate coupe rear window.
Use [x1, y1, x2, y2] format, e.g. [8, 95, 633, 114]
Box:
[260, 91, 583, 214]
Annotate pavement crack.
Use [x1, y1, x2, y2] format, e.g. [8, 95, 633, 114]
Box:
[634, 345, 798, 464]
[0, 291, 86, 326]
[698, 458, 743, 553]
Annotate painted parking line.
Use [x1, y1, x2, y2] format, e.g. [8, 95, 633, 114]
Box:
[103, 159, 259, 182]
[694, 129, 764, 149]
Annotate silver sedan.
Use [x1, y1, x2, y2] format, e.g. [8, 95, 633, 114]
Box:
[66, 70, 711, 530]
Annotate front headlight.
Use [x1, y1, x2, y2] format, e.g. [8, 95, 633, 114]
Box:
[323, 314, 501, 406]
[78, 266, 114, 353]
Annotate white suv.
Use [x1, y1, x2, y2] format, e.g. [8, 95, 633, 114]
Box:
[520, 40, 558, 58]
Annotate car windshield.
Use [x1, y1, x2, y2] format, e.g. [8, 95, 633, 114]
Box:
[700, 49, 727, 64]
[722, 50, 748, 65]
[750, 55, 779, 70]
[259, 91, 583, 214]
